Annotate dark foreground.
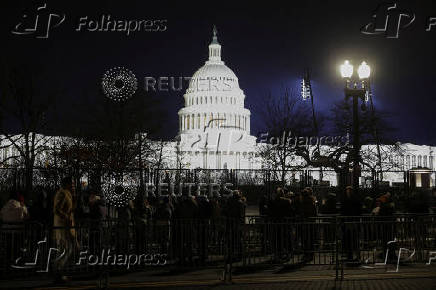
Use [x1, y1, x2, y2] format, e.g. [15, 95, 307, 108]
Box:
[0, 264, 435, 289]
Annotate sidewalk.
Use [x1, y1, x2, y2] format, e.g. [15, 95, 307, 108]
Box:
[1, 263, 435, 289]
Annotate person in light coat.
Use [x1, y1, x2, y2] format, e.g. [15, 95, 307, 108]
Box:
[53, 176, 77, 283]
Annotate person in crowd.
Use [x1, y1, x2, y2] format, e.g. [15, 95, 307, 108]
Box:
[223, 190, 246, 220]
[320, 193, 337, 215]
[88, 191, 107, 221]
[341, 186, 362, 216]
[269, 187, 294, 261]
[116, 186, 134, 253]
[374, 192, 397, 261]
[153, 194, 174, 258]
[196, 195, 212, 219]
[270, 187, 293, 219]
[340, 186, 362, 262]
[1, 191, 29, 266]
[258, 193, 269, 216]
[362, 196, 374, 215]
[134, 189, 153, 253]
[301, 187, 317, 218]
[29, 185, 51, 224]
[1, 191, 29, 226]
[377, 192, 395, 216]
[173, 193, 197, 264]
[174, 194, 197, 219]
[88, 190, 106, 253]
[209, 195, 223, 249]
[300, 187, 317, 262]
[196, 195, 212, 262]
[53, 176, 78, 284]
[222, 190, 246, 262]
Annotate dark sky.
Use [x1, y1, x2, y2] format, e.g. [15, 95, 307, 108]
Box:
[1, 0, 436, 144]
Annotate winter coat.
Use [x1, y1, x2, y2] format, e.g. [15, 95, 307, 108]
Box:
[301, 196, 317, 218]
[53, 188, 76, 244]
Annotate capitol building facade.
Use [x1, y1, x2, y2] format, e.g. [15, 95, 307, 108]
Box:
[0, 28, 435, 188]
[172, 27, 258, 170]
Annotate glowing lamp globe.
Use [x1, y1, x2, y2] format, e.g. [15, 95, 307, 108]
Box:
[358, 61, 371, 79]
[340, 60, 353, 78]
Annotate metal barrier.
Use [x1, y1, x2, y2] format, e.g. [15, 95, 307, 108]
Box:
[1, 215, 436, 281]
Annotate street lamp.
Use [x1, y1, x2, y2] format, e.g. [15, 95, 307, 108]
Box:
[340, 60, 354, 78]
[340, 60, 371, 196]
[357, 61, 371, 79]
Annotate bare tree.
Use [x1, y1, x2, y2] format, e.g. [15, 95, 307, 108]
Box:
[257, 89, 313, 185]
[0, 68, 56, 195]
[295, 97, 403, 189]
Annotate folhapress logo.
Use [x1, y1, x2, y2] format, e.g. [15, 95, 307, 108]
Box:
[361, 2, 415, 38]
[11, 3, 65, 39]
[11, 4, 167, 39]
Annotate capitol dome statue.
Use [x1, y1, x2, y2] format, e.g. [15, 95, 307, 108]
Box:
[176, 26, 257, 169]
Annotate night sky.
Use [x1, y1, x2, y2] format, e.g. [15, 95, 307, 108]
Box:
[1, 0, 436, 144]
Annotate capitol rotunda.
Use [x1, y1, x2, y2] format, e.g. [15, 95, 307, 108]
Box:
[176, 27, 258, 169]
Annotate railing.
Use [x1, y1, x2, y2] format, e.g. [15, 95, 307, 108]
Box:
[1, 214, 435, 281]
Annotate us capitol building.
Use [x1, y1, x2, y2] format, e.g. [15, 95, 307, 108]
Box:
[0, 28, 435, 188]
[173, 27, 257, 170]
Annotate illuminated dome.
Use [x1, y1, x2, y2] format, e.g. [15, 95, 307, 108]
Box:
[176, 26, 257, 170]
[178, 26, 250, 134]
[187, 63, 240, 93]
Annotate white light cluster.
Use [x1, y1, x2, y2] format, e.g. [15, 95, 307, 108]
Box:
[101, 67, 138, 102]
[301, 78, 311, 101]
[102, 179, 138, 207]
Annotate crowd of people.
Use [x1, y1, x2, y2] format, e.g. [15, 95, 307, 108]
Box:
[259, 185, 432, 219]
[0, 178, 435, 282]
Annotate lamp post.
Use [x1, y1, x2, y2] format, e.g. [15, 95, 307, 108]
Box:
[301, 69, 323, 183]
[340, 60, 371, 195]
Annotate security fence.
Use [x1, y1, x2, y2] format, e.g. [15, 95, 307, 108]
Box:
[0, 167, 433, 201]
[0, 167, 431, 188]
[1, 214, 436, 281]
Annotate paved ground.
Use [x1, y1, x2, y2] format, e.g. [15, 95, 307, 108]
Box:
[1, 263, 435, 289]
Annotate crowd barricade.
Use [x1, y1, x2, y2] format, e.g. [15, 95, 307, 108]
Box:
[0, 214, 435, 280]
